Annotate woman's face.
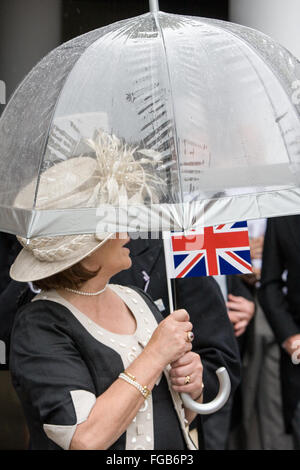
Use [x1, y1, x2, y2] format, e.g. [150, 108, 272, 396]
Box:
[81, 233, 132, 277]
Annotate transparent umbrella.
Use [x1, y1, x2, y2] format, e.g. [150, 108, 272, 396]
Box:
[1, 0, 300, 415]
[1, 2, 300, 238]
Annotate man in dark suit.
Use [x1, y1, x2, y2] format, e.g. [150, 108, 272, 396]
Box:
[0, 280, 27, 368]
[0, 233, 22, 368]
[112, 236, 242, 449]
[258, 216, 300, 449]
[202, 274, 255, 449]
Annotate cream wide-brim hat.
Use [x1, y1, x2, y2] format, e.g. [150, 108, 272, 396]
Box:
[10, 154, 115, 283]
[9, 124, 164, 283]
[10, 232, 114, 283]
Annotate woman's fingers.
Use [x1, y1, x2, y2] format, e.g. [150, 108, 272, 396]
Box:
[170, 353, 202, 378]
[172, 383, 201, 394]
[147, 309, 193, 366]
[171, 309, 190, 322]
[170, 352, 203, 393]
[170, 372, 197, 386]
[170, 364, 194, 379]
[184, 341, 193, 354]
[170, 351, 195, 368]
[171, 370, 202, 393]
[180, 321, 193, 332]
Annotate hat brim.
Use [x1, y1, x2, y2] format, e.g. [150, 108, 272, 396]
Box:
[10, 233, 114, 283]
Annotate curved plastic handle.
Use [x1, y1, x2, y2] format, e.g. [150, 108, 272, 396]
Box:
[180, 367, 231, 415]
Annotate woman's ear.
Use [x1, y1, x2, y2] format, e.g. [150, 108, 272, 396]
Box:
[81, 253, 102, 272]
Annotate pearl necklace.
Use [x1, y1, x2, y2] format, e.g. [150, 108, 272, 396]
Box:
[65, 284, 108, 296]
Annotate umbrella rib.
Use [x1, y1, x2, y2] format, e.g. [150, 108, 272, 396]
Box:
[230, 37, 293, 168]
[153, 13, 185, 228]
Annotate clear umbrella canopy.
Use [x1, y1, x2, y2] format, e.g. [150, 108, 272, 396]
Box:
[1, 10, 300, 238]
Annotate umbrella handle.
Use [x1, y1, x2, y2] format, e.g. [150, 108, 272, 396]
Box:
[149, 0, 159, 12]
[180, 367, 231, 415]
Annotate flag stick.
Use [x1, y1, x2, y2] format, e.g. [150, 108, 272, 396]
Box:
[162, 231, 232, 415]
[163, 232, 175, 313]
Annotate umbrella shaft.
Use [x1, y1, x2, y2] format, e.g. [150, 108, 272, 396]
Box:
[149, 0, 159, 12]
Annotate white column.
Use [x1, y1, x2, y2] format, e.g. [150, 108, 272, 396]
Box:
[229, 0, 300, 59]
[0, 0, 61, 102]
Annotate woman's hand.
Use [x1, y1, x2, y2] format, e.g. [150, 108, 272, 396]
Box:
[145, 309, 193, 369]
[169, 351, 203, 399]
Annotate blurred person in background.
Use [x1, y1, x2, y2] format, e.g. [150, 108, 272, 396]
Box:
[229, 219, 294, 450]
[202, 274, 255, 450]
[0, 232, 23, 366]
[259, 216, 300, 450]
[204, 217, 294, 450]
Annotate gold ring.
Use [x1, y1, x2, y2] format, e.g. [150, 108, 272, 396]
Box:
[184, 375, 191, 384]
[186, 331, 194, 343]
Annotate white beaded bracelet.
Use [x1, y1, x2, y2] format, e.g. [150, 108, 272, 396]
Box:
[119, 372, 151, 399]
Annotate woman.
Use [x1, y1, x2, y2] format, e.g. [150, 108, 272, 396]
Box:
[9, 231, 204, 450]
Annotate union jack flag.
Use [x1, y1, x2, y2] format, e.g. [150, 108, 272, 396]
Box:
[163, 221, 253, 278]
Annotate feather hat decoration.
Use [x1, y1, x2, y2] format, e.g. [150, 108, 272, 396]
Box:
[14, 128, 167, 213]
[86, 129, 167, 206]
